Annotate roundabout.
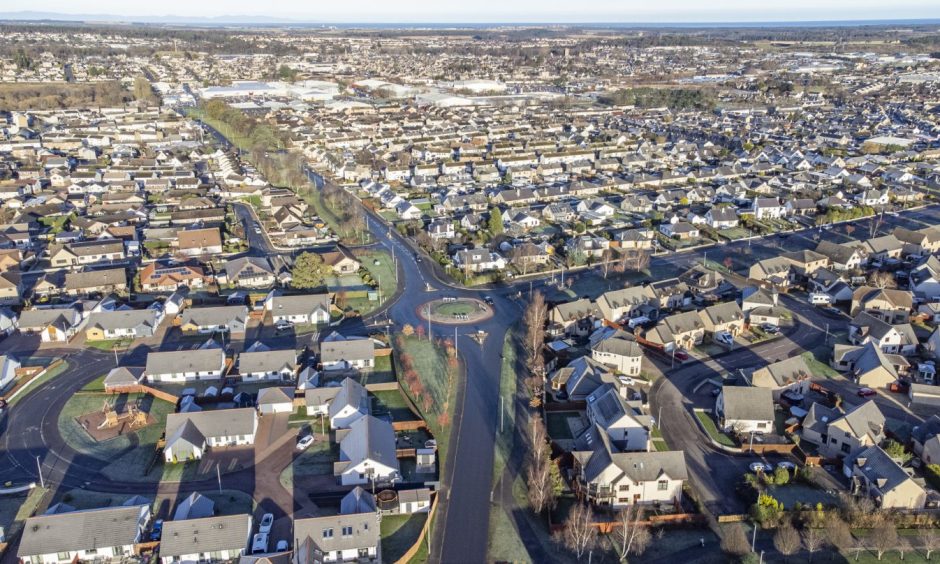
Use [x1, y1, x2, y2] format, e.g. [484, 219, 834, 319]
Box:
[417, 297, 494, 325]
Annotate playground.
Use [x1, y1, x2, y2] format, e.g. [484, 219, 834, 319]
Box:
[418, 297, 493, 325]
[74, 396, 156, 442]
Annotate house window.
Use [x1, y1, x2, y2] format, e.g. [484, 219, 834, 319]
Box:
[619, 484, 630, 492]
[57, 552, 70, 560]
[322, 528, 333, 539]
[657, 480, 668, 491]
[841, 443, 851, 454]
[342, 526, 353, 537]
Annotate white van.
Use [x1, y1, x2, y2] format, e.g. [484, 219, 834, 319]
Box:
[808, 292, 832, 305]
[628, 316, 650, 329]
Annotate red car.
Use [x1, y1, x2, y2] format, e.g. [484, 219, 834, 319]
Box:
[857, 387, 877, 398]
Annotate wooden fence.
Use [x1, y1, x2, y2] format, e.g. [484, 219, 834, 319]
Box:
[105, 384, 179, 405]
[0, 359, 66, 403]
[550, 513, 705, 533]
[394, 495, 438, 564]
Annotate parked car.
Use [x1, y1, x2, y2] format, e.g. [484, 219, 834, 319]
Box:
[274, 320, 294, 332]
[749, 462, 773, 473]
[857, 387, 877, 398]
[252, 533, 269, 555]
[275, 540, 289, 552]
[259, 513, 274, 534]
[776, 461, 796, 471]
[759, 323, 780, 335]
[296, 435, 315, 451]
[149, 519, 164, 542]
[714, 331, 734, 346]
[483, 296, 494, 305]
[819, 306, 844, 318]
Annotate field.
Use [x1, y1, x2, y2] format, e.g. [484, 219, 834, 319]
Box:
[393, 335, 457, 461]
[0, 81, 132, 110]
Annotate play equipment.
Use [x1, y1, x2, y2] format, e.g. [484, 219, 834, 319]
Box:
[97, 399, 149, 430]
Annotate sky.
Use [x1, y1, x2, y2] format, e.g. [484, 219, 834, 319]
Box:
[3, 0, 940, 23]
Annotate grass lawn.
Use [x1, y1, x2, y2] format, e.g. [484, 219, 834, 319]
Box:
[7, 361, 70, 407]
[394, 336, 456, 462]
[488, 504, 531, 563]
[372, 354, 394, 382]
[304, 185, 372, 245]
[695, 411, 738, 448]
[801, 351, 840, 379]
[0, 487, 47, 544]
[355, 250, 398, 302]
[371, 389, 418, 422]
[381, 513, 427, 563]
[492, 332, 519, 490]
[85, 338, 134, 351]
[718, 227, 753, 241]
[546, 411, 581, 440]
[433, 302, 476, 317]
[279, 438, 340, 491]
[81, 374, 107, 392]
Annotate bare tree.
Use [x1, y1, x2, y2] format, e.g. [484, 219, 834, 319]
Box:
[620, 249, 651, 273]
[720, 523, 750, 558]
[918, 527, 939, 560]
[826, 516, 854, 555]
[522, 291, 548, 367]
[897, 537, 911, 561]
[803, 527, 825, 562]
[774, 522, 801, 563]
[872, 520, 899, 561]
[868, 270, 897, 289]
[556, 502, 597, 560]
[526, 418, 557, 515]
[615, 505, 651, 560]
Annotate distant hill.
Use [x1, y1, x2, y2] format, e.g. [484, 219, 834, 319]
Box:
[0, 11, 300, 25]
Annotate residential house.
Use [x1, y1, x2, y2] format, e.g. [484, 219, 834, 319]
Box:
[549, 298, 600, 337]
[17, 307, 83, 342]
[177, 228, 223, 257]
[453, 249, 506, 273]
[894, 227, 940, 257]
[584, 384, 651, 451]
[179, 305, 248, 335]
[328, 377, 370, 430]
[139, 263, 209, 292]
[257, 387, 296, 414]
[335, 415, 401, 486]
[753, 197, 785, 220]
[801, 400, 885, 459]
[590, 329, 643, 376]
[224, 257, 277, 289]
[269, 294, 332, 325]
[292, 513, 379, 564]
[0, 354, 20, 391]
[163, 408, 258, 462]
[595, 286, 657, 324]
[715, 386, 774, 434]
[159, 514, 253, 564]
[815, 241, 865, 271]
[65, 268, 128, 296]
[320, 336, 375, 371]
[845, 445, 926, 509]
[851, 286, 912, 323]
[749, 356, 812, 398]
[704, 206, 739, 229]
[144, 348, 227, 383]
[49, 240, 125, 269]
[848, 312, 917, 356]
[912, 415, 940, 465]
[698, 301, 745, 337]
[237, 348, 297, 381]
[85, 309, 161, 341]
[550, 356, 617, 401]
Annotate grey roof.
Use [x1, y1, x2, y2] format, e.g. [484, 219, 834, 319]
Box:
[321, 338, 375, 364]
[17, 307, 79, 329]
[65, 268, 127, 291]
[257, 386, 295, 406]
[839, 400, 887, 443]
[103, 366, 144, 388]
[700, 301, 743, 326]
[180, 305, 248, 328]
[173, 492, 215, 521]
[145, 349, 225, 376]
[294, 513, 379, 557]
[270, 293, 331, 316]
[663, 310, 704, 335]
[329, 377, 369, 421]
[17, 504, 148, 557]
[340, 487, 377, 515]
[339, 415, 400, 474]
[592, 332, 642, 358]
[552, 298, 599, 322]
[87, 309, 159, 332]
[848, 445, 923, 497]
[912, 415, 940, 445]
[159, 514, 252, 558]
[165, 408, 257, 442]
[238, 348, 297, 375]
[720, 386, 774, 422]
[575, 431, 687, 485]
[803, 402, 840, 436]
[752, 356, 812, 388]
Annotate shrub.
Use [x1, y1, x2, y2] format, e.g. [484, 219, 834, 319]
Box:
[750, 493, 784, 527]
[773, 466, 790, 486]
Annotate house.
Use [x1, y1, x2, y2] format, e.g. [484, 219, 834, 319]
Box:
[427, 219, 456, 240]
[139, 263, 209, 292]
[590, 329, 643, 376]
[163, 408, 258, 462]
[335, 415, 401, 486]
[801, 400, 885, 459]
[103, 366, 145, 392]
[753, 197, 785, 219]
[224, 257, 277, 288]
[179, 305, 248, 335]
[178, 228, 223, 257]
[863, 235, 905, 263]
[550, 356, 617, 401]
[269, 294, 332, 325]
[848, 312, 917, 356]
[851, 286, 912, 324]
[704, 206, 739, 229]
[832, 342, 902, 388]
[572, 434, 687, 508]
[17, 503, 151, 564]
[159, 514, 253, 564]
[319, 249, 362, 275]
[845, 445, 926, 509]
[715, 386, 774, 434]
[257, 387, 296, 414]
[749, 356, 812, 397]
[453, 249, 507, 273]
[912, 415, 940, 464]
[644, 311, 705, 352]
[293, 513, 380, 564]
[741, 286, 784, 326]
[321, 335, 375, 371]
[65, 268, 128, 296]
[646, 278, 689, 310]
[549, 298, 600, 337]
[698, 301, 745, 337]
[328, 377, 370, 429]
[49, 240, 125, 269]
[894, 226, 940, 257]
[237, 348, 297, 381]
[595, 286, 657, 324]
[85, 309, 162, 341]
[910, 383, 940, 408]
[909, 256, 940, 300]
[0, 354, 20, 391]
[658, 220, 699, 240]
[0, 271, 22, 305]
[815, 241, 865, 271]
[144, 348, 227, 383]
[584, 384, 651, 451]
[17, 307, 83, 342]
[748, 257, 793, 288]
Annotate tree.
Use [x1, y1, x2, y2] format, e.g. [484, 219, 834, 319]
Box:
[884, 439, 911, 462]
[720, 523, 750, 558]
[872, 520, 899, 561]
[826, 516, 854, 555]
[527, 418, 558, 515]
[615, 505, 651, 560]
[291, 252, 331, 289]
[868, 270, 898, 289]
[774, 522, 801, 563]
[802, 528, 825, 563]
[556, 502, 597, 559]
[917, 527, 939, 560]
[487, 207, 504, 235]
[523, 291, 548, 363]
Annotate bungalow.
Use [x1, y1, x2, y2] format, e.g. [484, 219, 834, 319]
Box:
[17, 307, 83, 342]
[321, 335, 375, 371]
[65, 267, 128, 296]
[269, 294, 332, 325]
[49, 240, 125, 269]
[179, 305, 248, 335]
[237, 348, 297, 381]
[704, 206, 739, 229]
[139, 263, 209, 292]
[85, 309, 162, 341]
[163, 408, 258, 462]
[224, 257, 277, 289]
[177, 228, 223, 257]
[319, 249, 362, 275]
[159, 514, 253, 564]
[453, 249, 507, 273]
[715, 386, 774, 434]
[144, 348, 227, 383]
[335, 415, 401, 486]
[17, 503, 151, 564]
[659, 220, 699, 240]
[257, 387, 296, 414]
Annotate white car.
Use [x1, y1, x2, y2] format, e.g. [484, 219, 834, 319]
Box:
[275, 540, 289, 552]
[259, 513, 274, 534]
[296, 435, 315, 451]
[749, 462, 773, 473]
[252, 533, 269, 554]
[776, 461, 796, 471]
[715, 331, 734, 346]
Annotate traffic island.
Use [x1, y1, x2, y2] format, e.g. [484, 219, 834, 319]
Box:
[416, 297, 493, 325]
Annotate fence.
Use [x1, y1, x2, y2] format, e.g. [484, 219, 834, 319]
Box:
[394, 494, 438, 564]
[1, 359, 67, 403]
[550, 513, 706, 533]
[105, 384, 179, 405]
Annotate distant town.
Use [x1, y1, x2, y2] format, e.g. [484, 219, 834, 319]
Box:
[0, 18, 939, 564]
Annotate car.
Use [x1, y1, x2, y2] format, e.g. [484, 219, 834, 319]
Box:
[749, 462, 773, 473]
[483, 296, 494, 305]
[819, 306, 843, 318]
[149, 519, 164, 541]
[259, 513, 274, 534]
[274, 320, 294, 332]
[715, 331, 734, 346]
[857, 387, 877, 397]
[781, 390, 804, 403]
[555, 390, 569, 401]
[760, 323, 780, 335]
[776, 461, 796, 471]
[252, 533, 269, 554]
[424, 439, 438, 449]
[275, 540, 289, 552]
[296, 435, 315, 451]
